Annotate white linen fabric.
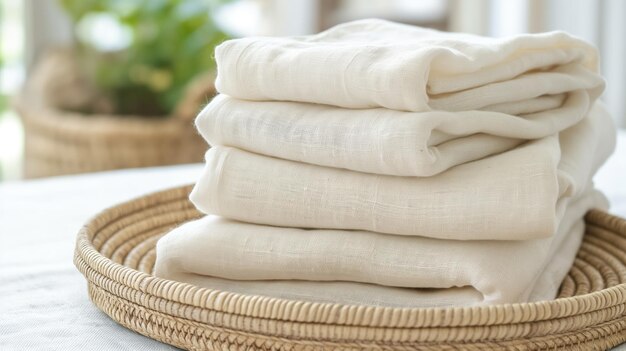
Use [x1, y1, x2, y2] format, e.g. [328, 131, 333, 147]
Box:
[214, 19, 604, 112]
[154, 21, 618, 310]
[156, 187, 605, 306]
[198, 91, 591, 177]
[190, 103, 615, 241]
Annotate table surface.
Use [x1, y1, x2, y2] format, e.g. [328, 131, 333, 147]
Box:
[1, 131, 625, 350]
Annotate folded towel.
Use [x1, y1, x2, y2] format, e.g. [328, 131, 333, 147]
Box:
[198, 91, 591, 176]
[156, 187, 606, 306]
[190, 103, 615, 240]
[215, 19, 603, 112]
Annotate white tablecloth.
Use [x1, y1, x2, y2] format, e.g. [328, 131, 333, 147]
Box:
[0, 165, 201, 350]
[1, 131, 625, 350]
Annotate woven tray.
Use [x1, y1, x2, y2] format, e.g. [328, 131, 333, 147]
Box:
[74, 185, 626, 350]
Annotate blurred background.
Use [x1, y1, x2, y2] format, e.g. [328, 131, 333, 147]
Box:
[0, 0, 624, 181]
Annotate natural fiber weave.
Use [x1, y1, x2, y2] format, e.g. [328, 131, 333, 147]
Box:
[14, 49, 212, 179]
[74, 185, 626, 350]
[15, 97, 206, 179]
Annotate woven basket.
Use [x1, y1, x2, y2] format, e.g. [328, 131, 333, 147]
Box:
[14, 50, 210, 179]
[74, 185, 626, 350]
[16, 101, 205, 178]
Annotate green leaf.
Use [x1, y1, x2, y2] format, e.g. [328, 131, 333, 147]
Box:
[56, 0, 232, 116]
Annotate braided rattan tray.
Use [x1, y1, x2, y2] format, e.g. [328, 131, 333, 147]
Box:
[74, 185, 626, 350]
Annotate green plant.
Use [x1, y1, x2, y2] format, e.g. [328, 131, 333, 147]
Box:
[59, 0, 230, 116]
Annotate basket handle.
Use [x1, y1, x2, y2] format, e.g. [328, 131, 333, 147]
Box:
[173, 71, 217, 122]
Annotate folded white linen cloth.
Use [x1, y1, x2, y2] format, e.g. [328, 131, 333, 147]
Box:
[198, 91, 590, 177]
[214, 19, 604, 112]
[190, 103, 615, 240]
[155, 187, 606, 307]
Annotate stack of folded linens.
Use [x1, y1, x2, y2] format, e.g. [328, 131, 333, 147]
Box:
[154, 19, 616, 308]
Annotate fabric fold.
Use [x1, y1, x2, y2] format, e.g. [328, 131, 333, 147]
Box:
[156, 187, 606, 306]
[190, 103, 615, 240]
[215, 19, 603, 112]
[198, 91, 591, 176]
